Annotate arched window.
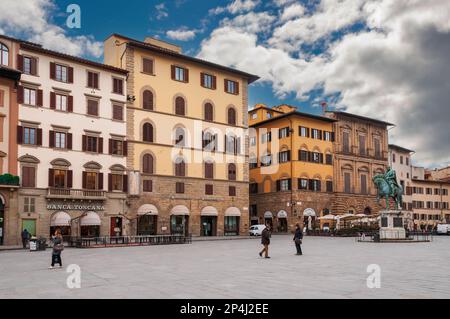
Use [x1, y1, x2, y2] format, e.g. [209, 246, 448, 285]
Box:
[175, 97, 186, 116]
[228, 163, 237, 181]
[0, 43, 8, 66]
[174, 127, 186, 147]
[142, 154, 154, 174]
[143, 123, 154, 142]
[175, 157, 186, 177]
[204, 162, 214, 179]
[204, 103, 213, 121]
[142, 90, 154, 110]
[227, 107, 236, 125]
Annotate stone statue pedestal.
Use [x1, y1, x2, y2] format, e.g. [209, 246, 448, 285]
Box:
[379, 210, 406, 240]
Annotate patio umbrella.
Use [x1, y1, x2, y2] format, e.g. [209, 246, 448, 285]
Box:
[335, 217, 341, 230]
[319, 214, 336, 220]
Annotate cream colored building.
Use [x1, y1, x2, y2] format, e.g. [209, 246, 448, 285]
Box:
[104, 34, 258, 237]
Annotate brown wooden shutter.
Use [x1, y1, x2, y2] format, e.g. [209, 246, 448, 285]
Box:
[87, 72, 93, 88]
[236, 81, 240, 95]
[31, 58, 37, 76]
[82, 171, 87, 189]
[17, 126, 23, 144]
[17, 86, 24, 104]
[108, 139, 113, 154]
[37, 90, 43, 107]
[67, 170, 73, 188]
[94, 73, 99, 89]
[224, 80, 228, 92]
[48, 169, 55, 187]
[123, 141, 128, 156]
[82, 135, 87, 151]
[212, 75, 217, 90]
[276, 180, 281, 192]
[17, 55, 24, 72]
[67, 133, 73, 150]
[185, 68, 189, 83]
[108, 174, 112, 192]
[123, 175, 128, 193]
[68, 95, 73, 112]
[49, 130, 55, 148]
[98, 138, 103, 154]
[68, 67, 74, 83]
[98, 173, 104, 190]
[171, 65, 176, 80]
[200, 73, 204, 87]
[50, 62, 56, 80]
[50, 92, 56, 109]
[37, 128, 42, 146]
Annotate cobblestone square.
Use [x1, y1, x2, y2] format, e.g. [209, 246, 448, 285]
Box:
[1, 236, 449, 299]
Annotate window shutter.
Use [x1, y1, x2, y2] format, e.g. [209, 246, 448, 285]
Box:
[17, 55, 24, 72]
[331, 132, 335, 142]
[236, 81, 240, 95]
[67, 170, 73, 188]
[50, 62, 56, 80]
[49, 130, 55, 148]
[224, 80, 228, 92]
[319, 153, 324, 163]
[98, 173, 104, 190]
[31, 58, 37, 76]
[108, 139, 113, 154]
[171, 65, 175, 80]
[68, 95, 73, 112]
[37, 90, 43, 107]
[82, 171, 87, 189]
[200, 73, 204, 87]
[17, 86, 24, 104]
[68, 67, 74, 83]
[309, 179, 314, 191]
[108, 174, 112, 192]
[276, 180, 281, 192]
[48, 169, 55, 187]
[67, 133, 72, 150]
[212, 75, 217, 90]
[17, 126, 23, 144]
[94, 73, 99, 89]
[287, 150, 291, 161]
[307, 128, 310, 138]
[88, 72, 93, 88]
[123, 141, 128, 156]
[185, 68, 189, 83]
[288, 179, 292, 191]
[123, 175, 128, 193]
[50, 92, 56, 109]
[224, 135, 227, 153]
[37, 128, 42, 146]
[82, 135, 87, 151]
[98, 138, 103, 154]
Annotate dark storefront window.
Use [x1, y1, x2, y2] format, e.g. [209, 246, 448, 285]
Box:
[137, 215, 157, 235]
[224, 216, 240, 236]
[171, 215, 189, 236]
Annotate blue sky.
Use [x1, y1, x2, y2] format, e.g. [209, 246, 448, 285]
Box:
[1, 0, 449, 168]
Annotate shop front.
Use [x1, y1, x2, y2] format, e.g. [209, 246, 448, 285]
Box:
[171, 205, 190, 236]
[137, 204, 158, 235]
[303, 208, 317, 230]
[277, 210, 288, 232]
[50, 211, 72, 240]
[264, 211, 273, 228]
[80, 212, 101, 238]
[224, 207, 241, 236]
[200, 206, 218, 237]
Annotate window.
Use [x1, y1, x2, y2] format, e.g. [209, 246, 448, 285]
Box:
[250, 136, 256, 146]
[143, 90, 154, 110]
[406, 157, 409, 166]
[87, 71, 99, 89]
[205, 184, 214, 195]
[55, 64, 68, 82]
[110, 139, 124, 156]
[312, 152, 322, 163]
[326, 154, 333, 165]
[228, 163, 237, 181]
[250, 157, 257, 169]
[299, 150, 308, 162]
[172, 66, 188, 82]
[143, 58, 154, 74]
[176, 182, 185, 194]
[204, 103, 214, 121]
[0, 43, 8, 66]
[24, 87, 37, 106]
[260, 154, 272, 167]
[84, 136, 100, 153]
[266, 112, 272, 119]
[112, 104, 123, 121]
[53, 169, 68, 188]
[400, 156, 404, 165]
[22, 166, 36, 187]
[201, 73, 216, 89]
[361, 174, 368, 194]
[175, 97, 186, 116]
[326, 180, 333, 192]
[251, 113, 257, 120]
[278, 179, 291, 192]
[279, 127, 290, 139]
[142, 154, 154, 174]
[311, 129, 322, 139]
[225, 135, 240, 155]
[427, 201, 433, 209]
[426, 188, 432, 195]
[227, 108, 237, 125]
[174, 127, 186, 147]
[23, 127, 37, 145]
[344, 172, 351, 193]
[443, 189, 448, 196]
[374, 138, 381, 158]
[24, 197, 36, 213]
[111, 174, 123, 191]
[55, 94, 67, 111]
[250, 183, 258, 194]
[229, 186, 236, 197]
[175, 159, 186, 177]
[55, 132, 67, 149]
[23, 56, 37, 75]
[324, 131, 333, 141]
[261, 132, 271, 143]
[343, 131, 350, 153]
[143, 180, 153, 192]
[435, 188, 441, 195]
[359, 135, 366, 155]
[225, 79, 239, 94]
[87, 99, 99, 116]
[203, 132, 216, 151]
[310, 179, 321, 192]
[85, 172, 98, 190]
[113, 78, 124, 94]
[392, 153, 396, 163]
[204, 162, 214, 179]
[298, 178, 308, 190]
[278, 151, 291, 163]
[143, 123, 154, 142]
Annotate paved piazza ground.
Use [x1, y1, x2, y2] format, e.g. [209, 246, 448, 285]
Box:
[1, 235, 449, 299]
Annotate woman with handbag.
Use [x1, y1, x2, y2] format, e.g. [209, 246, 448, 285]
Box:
[49, 229, 64, 269]
[293, 224, 303, 255]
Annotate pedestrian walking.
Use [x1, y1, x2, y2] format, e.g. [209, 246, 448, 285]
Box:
[293, 224, 303, 255]
[49, 229, 64, 269]
[21, 229, 30, 249]
[259, 225, 271, 259]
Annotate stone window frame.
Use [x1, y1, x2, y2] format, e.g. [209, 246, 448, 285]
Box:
[18, 155, 40, 188]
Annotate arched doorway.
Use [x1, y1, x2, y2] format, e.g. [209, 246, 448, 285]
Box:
[264, 211, 273, 228]
[224, 207, 241, 236]
[137, 204, 158, 235]
[277, 210, 288, 233]
[200, 206, 218, 237]
[80, 212, 101, 238]
[303, 208, 316, 230]
[170, 205, 189, 236]
[50, 211, 72, 241]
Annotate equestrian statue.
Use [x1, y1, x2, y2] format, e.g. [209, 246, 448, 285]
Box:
[372, 167, 403, 210]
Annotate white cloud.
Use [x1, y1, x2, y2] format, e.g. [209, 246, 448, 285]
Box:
[155, 3, 169, 20]
[199, 0, 450, 167]
[280, 3, 305, 22]
[220, 12, 276, 34]
[0, 0, 102, 58]
[210, 0, 261, 16]
[166, 29, 197, 41]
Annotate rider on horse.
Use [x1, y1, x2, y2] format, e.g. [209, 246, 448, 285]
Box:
[385, 167, 400, 195]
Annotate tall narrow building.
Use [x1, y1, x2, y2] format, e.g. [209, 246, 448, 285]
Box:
[104, 35, 258, 237]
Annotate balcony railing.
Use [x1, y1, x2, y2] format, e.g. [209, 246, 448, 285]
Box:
[47, 188, 106, 199]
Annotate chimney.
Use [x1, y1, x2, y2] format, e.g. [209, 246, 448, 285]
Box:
[144, 37, 182, 54]
[321, 102, 328, 115]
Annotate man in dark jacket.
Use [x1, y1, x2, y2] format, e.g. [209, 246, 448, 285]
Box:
[259, 225, 271, 259]
[21, 229, 30, 249]
[293, 224, 303, 255]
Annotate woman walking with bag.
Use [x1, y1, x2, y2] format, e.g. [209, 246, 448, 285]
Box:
[293, 224, 303, 255]
[49, 229, 64, 269]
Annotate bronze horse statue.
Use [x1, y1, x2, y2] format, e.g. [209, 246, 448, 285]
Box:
[372, 172, 403, 210]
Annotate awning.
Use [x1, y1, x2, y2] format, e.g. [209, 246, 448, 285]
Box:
[264, 211, 273, 218]
[51, 212, 71, 227]
[225, 207, 241, 217]
[80, 212, 101, 226]
[137, 204, 158, 216]
[201, 206, 218, 216]
[303, 208, 316, 217]
[319, 214, 336, 220]
[277, 210, 288, 218]
[171, 205, 190, 216]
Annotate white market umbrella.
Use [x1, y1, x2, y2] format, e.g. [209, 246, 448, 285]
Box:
[319, 214, 336, 220]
